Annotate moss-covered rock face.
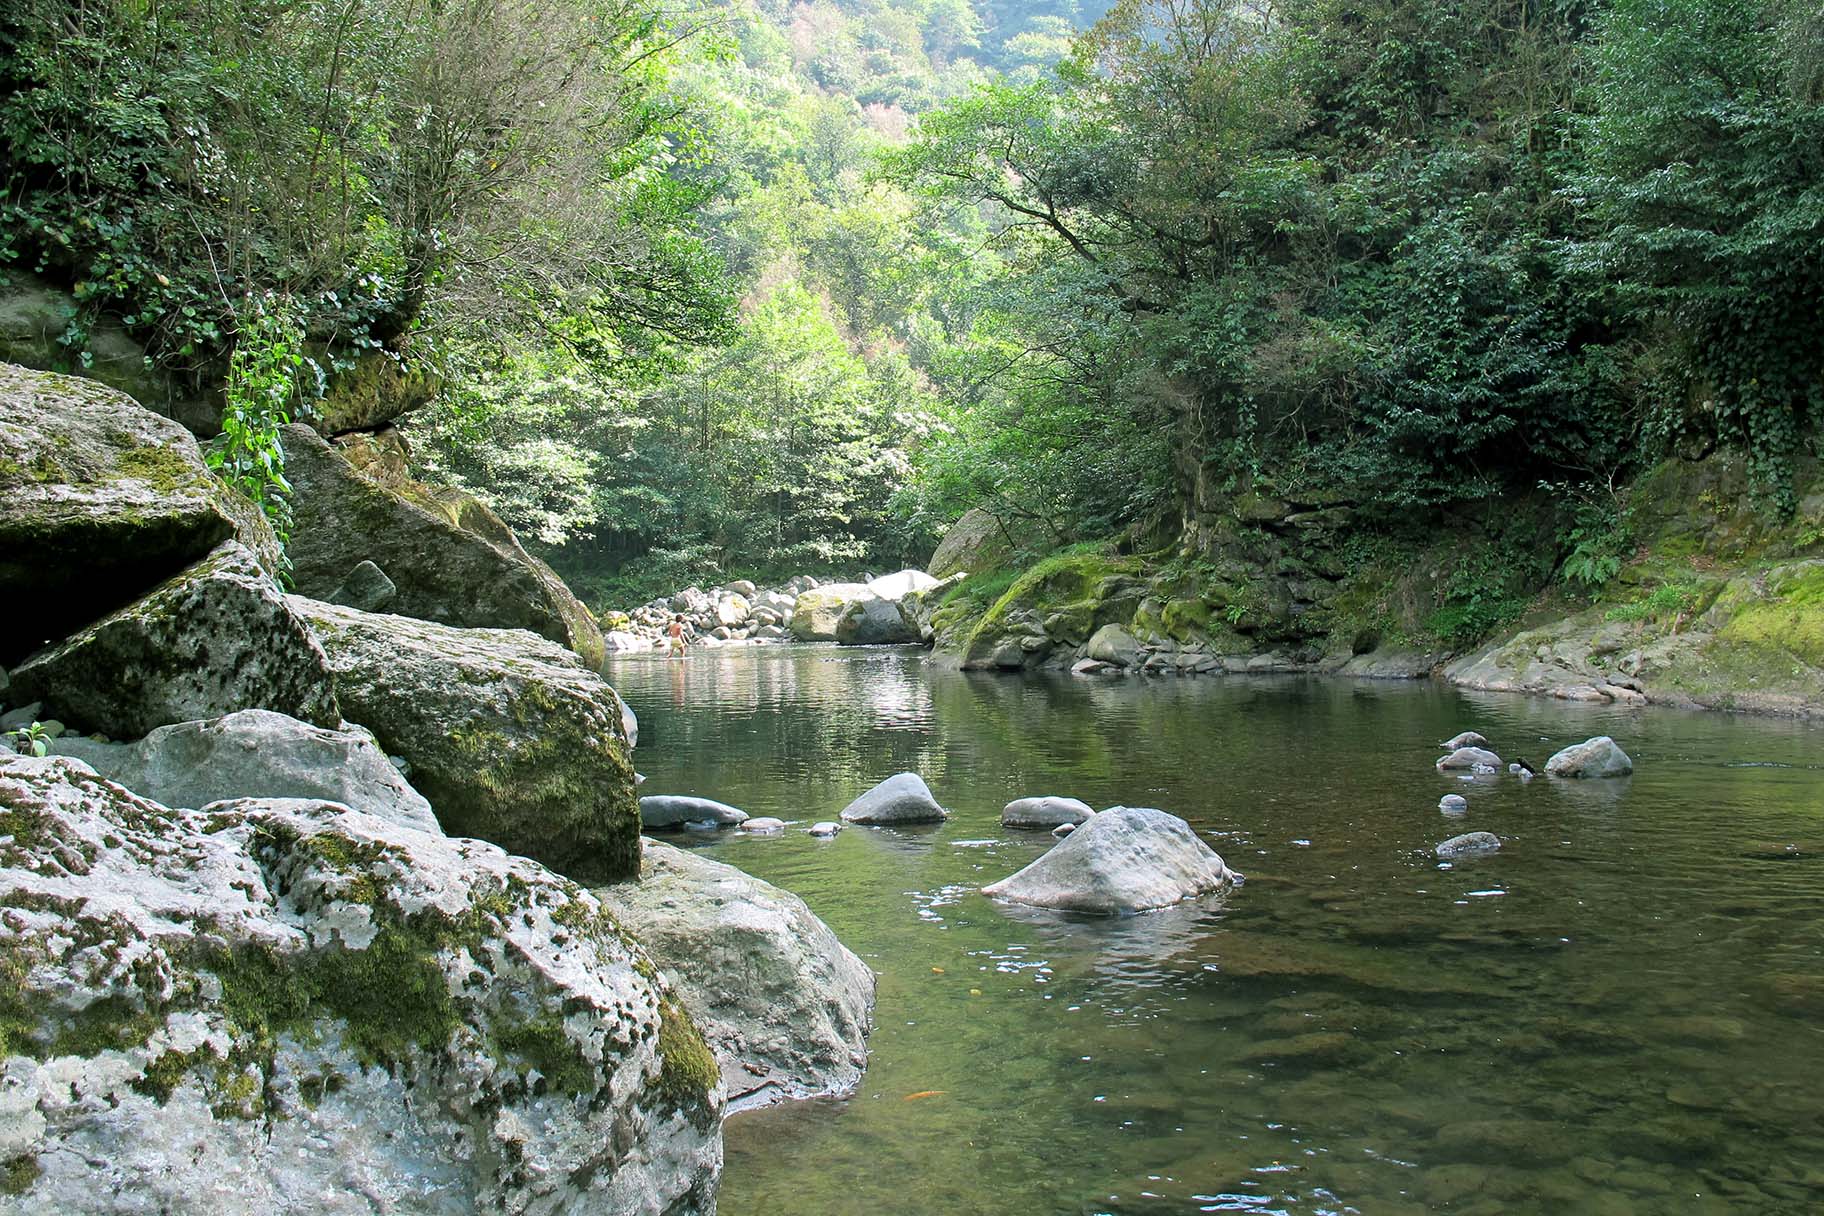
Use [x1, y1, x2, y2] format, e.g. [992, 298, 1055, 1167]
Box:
[280, 423, 605, 669]
[9, 541, 340, 738]
[289, 596, 641, 882]
[927, 508, 1018, 580]
[308, 348, 439, 437]
[0, 362, 274, 664]
[0, 754, 721, 1214]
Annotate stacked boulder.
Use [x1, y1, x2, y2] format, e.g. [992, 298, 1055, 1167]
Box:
[604, 570, 944, 650]
[0, 361, 872, 1207]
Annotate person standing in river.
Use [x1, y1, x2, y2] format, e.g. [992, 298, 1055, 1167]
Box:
[666, 614, 687, 659]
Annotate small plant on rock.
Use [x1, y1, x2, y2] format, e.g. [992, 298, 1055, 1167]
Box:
[5, 723, 50, 758]
[207, 295, 304, 576]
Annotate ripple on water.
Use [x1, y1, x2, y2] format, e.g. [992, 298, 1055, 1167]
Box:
[607, 647, 1824, 1216]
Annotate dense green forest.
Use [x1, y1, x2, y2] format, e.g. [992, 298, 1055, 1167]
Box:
[4, 0, 1820, 622]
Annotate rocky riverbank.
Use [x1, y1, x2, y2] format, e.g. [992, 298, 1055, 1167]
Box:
[601, 569, 953, 652]
[0, 362, 875, 1211]
[924, 451, 1824, 718]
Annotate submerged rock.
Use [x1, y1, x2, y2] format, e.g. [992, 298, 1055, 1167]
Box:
[838, 773, 948, 825]
[0, 363, 276, 662]
[598, 840, 875, 1110]
[1439, 794, 1469, 813]
[1436, 746, 1502, 771]
[290, 597, 640, 882]
[1546, 736, 1634, 778]
[1001, 796, 1096, 830]
[0, 755, 721, 1215]
[10, 541, 340, 738]
[1436, 831, 1503, 858]
[46, 708, 437, 834]
[982, 806, 1234, 915]
[744, 817, 787, 833]
[808, 821, 842, 837]
[640, 795, 750, 830]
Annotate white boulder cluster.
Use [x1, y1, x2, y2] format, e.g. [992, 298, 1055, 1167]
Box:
[604, 570, 949, 652]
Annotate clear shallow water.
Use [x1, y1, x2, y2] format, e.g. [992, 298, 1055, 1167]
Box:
[604, 645, 1824, 1215]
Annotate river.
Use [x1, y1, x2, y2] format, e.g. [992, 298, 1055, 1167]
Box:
[603, 644, 1824, 1215]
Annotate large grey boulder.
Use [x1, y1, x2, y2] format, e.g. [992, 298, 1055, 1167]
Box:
[1546, 736, 1634, 778]
[982, 806, 1234, 915]
[1002, 796, 1096, 830]
[834, 596, 920, 645]
[1087, 624, 1143, 668]
[0, 755, 721, 1215]
[1436, 831, 1503, 858]
[289, 597, 640, 882]
[928, 508, 1016, 580]
[598, 840, 875, 1110]
[46, 708, 438, 834]
[641, 795, 750, 830]
[838, 773, 948, 825]
[10, 542, 339, 738]
[790, 583, 872, 641]
[280, 424, 605, 668]
[0, 363, 275, 661]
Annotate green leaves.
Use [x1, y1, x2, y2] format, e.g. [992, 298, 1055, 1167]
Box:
[207, 298, 304, 573]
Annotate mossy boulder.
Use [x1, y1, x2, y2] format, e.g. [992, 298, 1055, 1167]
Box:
[280, 424, 604, 668]
[9, 542, 339, 738]
[289, 597, 640, 882]
[790, 584, 872, 641]
[0, 363, 274, 663]
[927, 508, 1017, 579]
[309, 348, 439, 437]
[957, 549, 1145, 669]
[598, 839, 874, 1110]
[0, 754, 721, 1214]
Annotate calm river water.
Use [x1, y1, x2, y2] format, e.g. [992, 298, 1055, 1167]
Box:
[603, 644, 1824, 1215]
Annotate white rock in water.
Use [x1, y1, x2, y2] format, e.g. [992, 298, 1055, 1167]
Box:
[1051, 822, 1077, 839]
[0, 755, 720, 1215]
[1545, 736, 1634, 778]
[640, 794, 750, 829]
[808, 821, 842, 837]
[839, 772, 947, 825]
[1436, 830, 1502, 858]
[982, 806, 1234, 915]
[1002, 796, 1095, 829]
[744, 817, 787, 833]
[1437, 746, 1502, 771]
[1439, 794, 1469, 813]
[599, 840, 874, 1111]
[1441, 731, 1489, 750]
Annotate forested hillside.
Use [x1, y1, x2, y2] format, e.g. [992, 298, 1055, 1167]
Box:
[4, 0, 1821, 646]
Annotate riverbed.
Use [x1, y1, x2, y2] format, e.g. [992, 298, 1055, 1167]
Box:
[604, 644, 1824, 1215]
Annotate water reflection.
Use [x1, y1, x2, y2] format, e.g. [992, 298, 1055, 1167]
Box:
[604, 646, 1824, 1215]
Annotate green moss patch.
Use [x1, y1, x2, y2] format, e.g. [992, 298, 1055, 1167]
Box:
[653, 994, 718, 1124]
[1718, 564, 1824, 667]
[493, 1010, 595, 1095]
[1, 1153, 39, 1197]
